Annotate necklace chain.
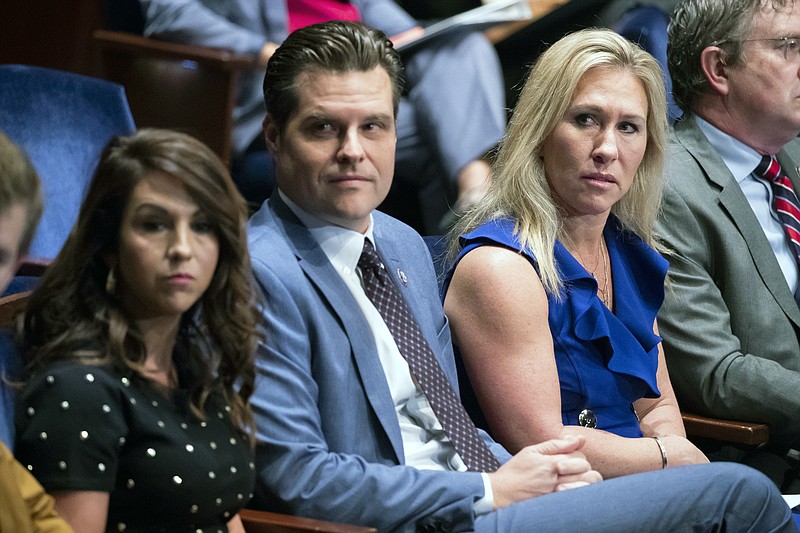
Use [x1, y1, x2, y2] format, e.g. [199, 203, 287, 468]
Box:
[574, 239, 611, 308]
[596, 240, 610, 308]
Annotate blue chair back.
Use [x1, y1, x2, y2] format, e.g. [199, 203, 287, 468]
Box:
[1, 261, 47, 298]
[614, 5, 682, 123]
[0, 64, 136, 259]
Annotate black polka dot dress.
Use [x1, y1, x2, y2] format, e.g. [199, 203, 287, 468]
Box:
[15, 361, 255, 532]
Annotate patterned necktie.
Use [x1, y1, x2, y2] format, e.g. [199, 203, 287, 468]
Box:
[358, 239, 500, 473]
[756, 154, 800, 266]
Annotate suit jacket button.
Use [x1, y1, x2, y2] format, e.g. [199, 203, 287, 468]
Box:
[578, 408, 597, 428]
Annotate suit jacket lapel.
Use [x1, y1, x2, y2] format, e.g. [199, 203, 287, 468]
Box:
[676, 119, 800, 326]
[269, 196, 406, 462]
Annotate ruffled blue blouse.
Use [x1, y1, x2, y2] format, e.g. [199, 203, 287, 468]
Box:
[446, 216, 668, 438]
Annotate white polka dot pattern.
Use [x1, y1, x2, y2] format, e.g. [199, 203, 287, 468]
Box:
[358, 240, 500, 473]
[16, 363, 255, 531]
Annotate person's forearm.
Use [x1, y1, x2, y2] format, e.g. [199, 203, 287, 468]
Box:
[560, 426, 705, 477]
[140, 0, 267, 54]
[636, 397, 686, 438]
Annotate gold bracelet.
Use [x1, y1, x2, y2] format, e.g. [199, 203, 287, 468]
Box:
[652, 436, 668, 469]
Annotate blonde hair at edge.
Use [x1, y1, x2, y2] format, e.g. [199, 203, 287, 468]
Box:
[449, 28, 668, 296]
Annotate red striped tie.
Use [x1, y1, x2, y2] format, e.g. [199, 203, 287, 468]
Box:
[757, 154, 800, 266]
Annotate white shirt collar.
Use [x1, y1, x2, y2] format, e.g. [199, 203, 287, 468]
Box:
[694, 115, 765, 182]
[278, 189, 376, 271]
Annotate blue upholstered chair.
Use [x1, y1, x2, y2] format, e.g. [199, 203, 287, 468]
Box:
[0, 64, 136, 260]
[614, 4, 682, 123]
[2, 260, 48, 299]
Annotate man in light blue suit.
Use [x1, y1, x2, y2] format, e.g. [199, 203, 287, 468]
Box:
[140, 0, 504, 230]
[246, 20, 796, 533]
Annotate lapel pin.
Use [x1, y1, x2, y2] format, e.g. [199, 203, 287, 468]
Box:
[397, 268, 408, 286]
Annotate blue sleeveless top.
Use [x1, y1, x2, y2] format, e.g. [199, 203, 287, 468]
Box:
[446, 216, 668, 438]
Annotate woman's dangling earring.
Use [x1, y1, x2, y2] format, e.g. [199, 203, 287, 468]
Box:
[105, 267, 117, 295]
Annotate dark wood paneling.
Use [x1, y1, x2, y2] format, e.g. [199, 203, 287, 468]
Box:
[1, 0, 104, 75]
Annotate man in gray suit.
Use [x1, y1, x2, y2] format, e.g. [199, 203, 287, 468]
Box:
[657, 0, 800, 486]
[246, 19, 796, 532]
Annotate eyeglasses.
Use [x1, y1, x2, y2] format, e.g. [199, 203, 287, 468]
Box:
[711, 36, 800, 61]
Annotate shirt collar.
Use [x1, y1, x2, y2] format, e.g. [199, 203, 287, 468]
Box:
[278, 188, 376, 271]
[694, 115, 765, 183]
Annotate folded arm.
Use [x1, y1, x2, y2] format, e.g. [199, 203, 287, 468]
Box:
[139, 0, 270, 55]
[445, 245, 705, 479]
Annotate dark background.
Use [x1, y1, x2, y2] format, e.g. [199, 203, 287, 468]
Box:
[1, 0, 612, 108]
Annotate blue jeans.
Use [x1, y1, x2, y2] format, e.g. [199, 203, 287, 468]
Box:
[476, 463, 796, 532]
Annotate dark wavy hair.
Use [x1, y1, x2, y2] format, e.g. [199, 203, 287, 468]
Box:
[21, 129, 260, 438]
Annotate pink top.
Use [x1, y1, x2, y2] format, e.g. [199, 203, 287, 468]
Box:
[287, 0, 361, 33]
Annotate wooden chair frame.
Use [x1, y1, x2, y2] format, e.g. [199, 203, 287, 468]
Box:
[240, 509, 376, 533]
[0, 290, 32, 328]
[92, 29, 261, 167]
[682, 412, 769, 447]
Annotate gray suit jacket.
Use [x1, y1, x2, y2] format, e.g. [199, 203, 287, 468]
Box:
[656, 116, 800, 447]
[246, 194, 510, 532]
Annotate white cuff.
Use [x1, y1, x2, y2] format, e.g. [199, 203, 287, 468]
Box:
[474, 473, 494, 515]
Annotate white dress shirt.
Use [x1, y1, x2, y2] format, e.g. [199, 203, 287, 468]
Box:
[695, 116, 799, 293]
[278, 190, 493, 513]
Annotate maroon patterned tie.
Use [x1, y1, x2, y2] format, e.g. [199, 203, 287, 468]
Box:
[756, 154, 800, 266]
[358, 239, 500, 473]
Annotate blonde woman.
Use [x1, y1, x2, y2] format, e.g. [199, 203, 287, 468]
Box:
[444, 29, 707, 478]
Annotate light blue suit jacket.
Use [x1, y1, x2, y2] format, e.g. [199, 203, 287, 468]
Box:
[246, 194, 510, 532]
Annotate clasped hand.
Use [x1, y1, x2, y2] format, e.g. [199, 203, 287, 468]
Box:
[488, 435, 602, 509]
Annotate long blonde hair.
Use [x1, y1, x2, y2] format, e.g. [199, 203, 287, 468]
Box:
[450, 28, 668, 295]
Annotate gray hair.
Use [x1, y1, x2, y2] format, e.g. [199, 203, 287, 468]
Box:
[668, 0, 794, 113]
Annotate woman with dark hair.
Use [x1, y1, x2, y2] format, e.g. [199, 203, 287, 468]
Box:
[15, 129, 260, 533]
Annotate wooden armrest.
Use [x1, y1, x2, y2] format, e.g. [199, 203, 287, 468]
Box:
[16, 257, 50, 277]
[239, 509, 376, 533]
[93, 30, 261, 70]
[92, 29, 261, 166]
[682, 412, 769, 446]
[0, 290, 32, 328]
